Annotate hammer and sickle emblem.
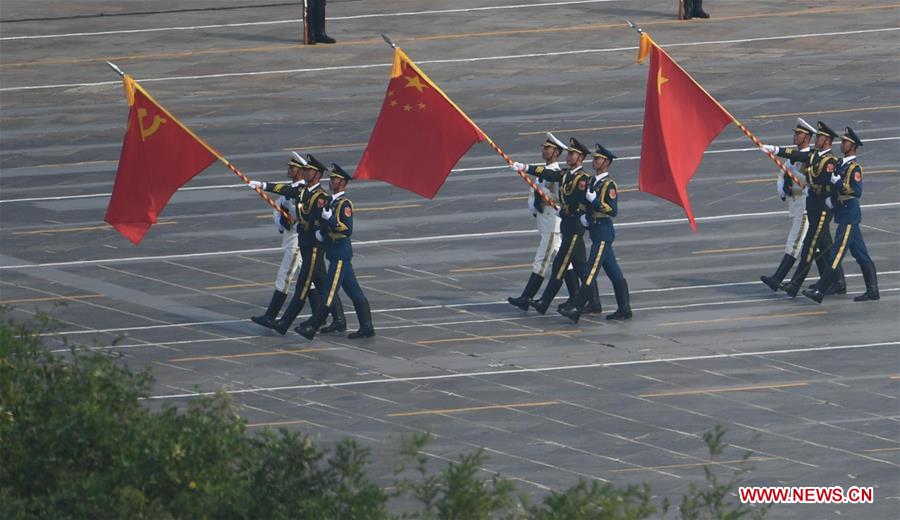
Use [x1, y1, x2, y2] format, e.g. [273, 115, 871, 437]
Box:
[137, 108, 167, 141]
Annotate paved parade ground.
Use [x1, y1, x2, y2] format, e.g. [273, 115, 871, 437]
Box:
[1, 1, 898, 517]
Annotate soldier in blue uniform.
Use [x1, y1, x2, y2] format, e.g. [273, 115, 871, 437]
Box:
[802, 127, 879, 303]
[512, 137, 599, 315]
[559, 143, 632, 323]
[267, 154, 346, 335]
[246, 152, 306, 327]
[760, 119, 814, 292]
[296, 164, 375, 340]
[761, 121, 845, 297]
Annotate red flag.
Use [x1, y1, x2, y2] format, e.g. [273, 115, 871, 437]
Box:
[638, 35, 732, 231]
[105, 76, 217, 244]
[355, 48, 485, 198]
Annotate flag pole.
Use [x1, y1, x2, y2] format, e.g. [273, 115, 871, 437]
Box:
[625, 22, 806, 189]
[378, 36, 558, 210]
[106, 62, 292, 221]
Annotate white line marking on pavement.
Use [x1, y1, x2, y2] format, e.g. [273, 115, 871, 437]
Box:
[5, 204, 898, 269]
[0, 1, 621, 41]
[41, 275, 899, 337]
[2, 27, 897, 92]
[146, 341, 900, 399]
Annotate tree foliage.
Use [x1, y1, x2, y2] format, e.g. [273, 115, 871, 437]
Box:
[1, 312, 766, 519]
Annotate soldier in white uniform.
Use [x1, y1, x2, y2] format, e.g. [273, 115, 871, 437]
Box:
[246, 152, 305, 327]
[760, 119, 814, 291]
[508, 133, 582, 310]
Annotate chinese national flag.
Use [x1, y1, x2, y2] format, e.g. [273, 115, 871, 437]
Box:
[105, 76, 217, 244]
[355, 48, 485, 198]
[637, 35, 732, 231]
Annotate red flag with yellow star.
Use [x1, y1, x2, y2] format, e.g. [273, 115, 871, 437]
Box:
[105, 75, 217, 244]
[637, 34, 732, 231]
[355, 47, 485, 198]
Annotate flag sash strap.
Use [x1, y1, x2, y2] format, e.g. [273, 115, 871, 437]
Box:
[641, 35, 805, 189]
[125, 76, 291, 220]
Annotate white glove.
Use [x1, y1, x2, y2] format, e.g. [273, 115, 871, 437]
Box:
[830, 172, 841, 185]
[511, 162, 526, 172]
[776, 176, 785, 197]
[321, 206, 333, 220]
[825, 198, 833, 209]
[579, 214, 589, 228]
[802, 186, 809, 197]
[760, 145, 779, 154]
[248, 180, 264, 190]
[585, 189, 597, 202]
[315, 230, 324, 242]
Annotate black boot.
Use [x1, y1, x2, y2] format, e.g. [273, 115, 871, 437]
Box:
[296, 305, 329, 340]
[251, 290, 287, 327]
[271, 296, 306, 335]
[692, 0, 710, 18]
[348, 298, 376, 339]
[606, 279, 633, 321]
[761, 254, 796, 292]
[782, 262, 809, 298]
[558, 269, 579, 313]
[319, 315, 346, 333]
[824, 265, 847, 295]
[320, 294, 347, 333]
[558, 283, 591, 324]
[582, 280, 603, 314]
[854, 262, 880, 302]
[312, 0, 335, 43]
[681, 0, 693, 20]
[802, 266, 838, 304]
[531, 277, 563, 315]
[508, 273, 543, 311]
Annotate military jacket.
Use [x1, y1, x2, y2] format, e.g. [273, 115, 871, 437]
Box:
[264, 181, 304, 230]
[525, 164, 590, 233]
[587, 174, 618, 221]
[777, 148, 838, 198]
[321, 193, 354, 260]
[297, 182, 329, 248]
[831, 158, 863, 225]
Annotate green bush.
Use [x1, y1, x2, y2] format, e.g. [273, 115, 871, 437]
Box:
[1, 312, 766, 519]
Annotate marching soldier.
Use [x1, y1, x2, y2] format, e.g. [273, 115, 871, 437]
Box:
[803, 127, 879, 303]
[507, 133, 582, 312]
[760, 119, 814, 292]
[246, 152, 305, 327]
[559, 143, 632, 323]
[267, 154, 346, 335]
[512, 137, 598, 315]
[306, 0, 336, 44]
[296, 164, 375, 340]
[761, 121, 846, 297]
[680, 0, 710, 20]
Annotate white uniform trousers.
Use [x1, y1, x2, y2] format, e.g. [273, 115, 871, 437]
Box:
[532, 208, 562, 277]
[784, 194, 808, 258]
[274, 229, 302, 292]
